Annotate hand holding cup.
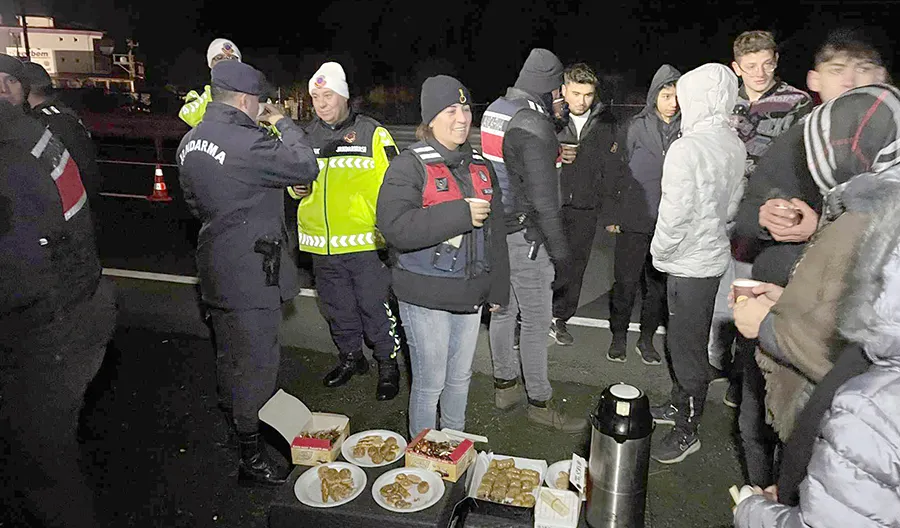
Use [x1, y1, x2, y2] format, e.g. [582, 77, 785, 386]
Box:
[465, 198, 491, 228]
[257, 103, 285, 126]
[561, 143, 578, 164]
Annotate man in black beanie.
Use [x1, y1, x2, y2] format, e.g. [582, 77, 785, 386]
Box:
[0, 53, 30, 109]
[481, 48, 585, 432]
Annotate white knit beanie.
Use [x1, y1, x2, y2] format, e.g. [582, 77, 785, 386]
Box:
[207, 39, 241, 68]
[308, 62, 349, 99]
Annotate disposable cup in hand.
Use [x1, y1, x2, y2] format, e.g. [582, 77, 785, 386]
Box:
[773, 203, 801, 226]
[732, 279, 763, 303]
[466, 198, 490, 205]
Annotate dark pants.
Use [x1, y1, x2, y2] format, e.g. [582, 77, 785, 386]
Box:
[609, 232, 668, 338]
[210, 307, 281, 434]
[666, 275, 720, 433]
[739, 340, 780, 486]
[552, 206, 598, 321]
[0, 282, 115, 528]
[312, 251, 398, 363]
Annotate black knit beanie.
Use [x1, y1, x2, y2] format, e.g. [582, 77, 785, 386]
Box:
[0, 54, 30, 97]
[420, 75, 471, 125]
[514, 48, 563, 95]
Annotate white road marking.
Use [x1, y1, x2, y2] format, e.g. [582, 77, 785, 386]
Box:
[102, 268, 663, 334]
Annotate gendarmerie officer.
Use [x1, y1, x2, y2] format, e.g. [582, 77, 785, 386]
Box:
[177, 60, 318, 486]
[21, 61, 103, 207]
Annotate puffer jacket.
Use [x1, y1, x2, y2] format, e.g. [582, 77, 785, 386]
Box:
[734, 179, 900, 528]
[602, 64, 681, 233]
[650, 64, 746, 278]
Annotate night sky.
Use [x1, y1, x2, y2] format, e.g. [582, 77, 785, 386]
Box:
[14, 0, 900, 104]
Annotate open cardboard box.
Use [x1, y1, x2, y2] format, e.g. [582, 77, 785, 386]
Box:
[405, 428, 476, 482]
[258, 389, 350, 466]
[465, 452, 549, 521]
[534, 487, 581, 528]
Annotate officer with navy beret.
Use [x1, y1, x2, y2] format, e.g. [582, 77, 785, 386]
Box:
[177, 60, 319, 486]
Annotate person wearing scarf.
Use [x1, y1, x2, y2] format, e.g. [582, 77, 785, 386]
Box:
[731, 85, 900, 522]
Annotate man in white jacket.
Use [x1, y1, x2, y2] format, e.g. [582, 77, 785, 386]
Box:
[649, 63, 746, 464]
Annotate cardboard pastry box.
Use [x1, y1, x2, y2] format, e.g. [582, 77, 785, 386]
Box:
[258, 389, 350, 466]
[405, 428, 475, 482]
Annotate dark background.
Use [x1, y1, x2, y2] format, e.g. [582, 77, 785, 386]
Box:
[4, 0, 899, 108]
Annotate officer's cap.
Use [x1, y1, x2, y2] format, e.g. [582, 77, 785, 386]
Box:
[211, 60, 265, 96]
[21, 61, 53, 88]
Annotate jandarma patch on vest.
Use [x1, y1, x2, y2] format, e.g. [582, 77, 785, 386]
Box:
[344, 131, 357, 143]
[435, 177, 449, 191]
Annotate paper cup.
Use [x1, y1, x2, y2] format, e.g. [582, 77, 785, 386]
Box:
[465, 198, 490, 205]
[773, 204, 801, 226]
[732, 279, 763, 303]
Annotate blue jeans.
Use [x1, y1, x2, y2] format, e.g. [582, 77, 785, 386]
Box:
[489, 230, 555, 401]
[400, 301, 481, 438]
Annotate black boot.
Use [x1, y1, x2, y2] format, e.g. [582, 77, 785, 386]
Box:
[238, 432, 288, 487]
[215, 404, 238, 451]
[323, 355, 369, 388]
[376, 360, 400, 401]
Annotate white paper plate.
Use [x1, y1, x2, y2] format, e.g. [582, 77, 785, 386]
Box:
[545, 460, 586, 501]
[546, 460, 573, 489]
[371, 467, 446, 513]
[294, 462, 367, 508]
[341, 429, 407, 468]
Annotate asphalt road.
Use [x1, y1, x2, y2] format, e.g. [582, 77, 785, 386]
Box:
[57, 142, 746, 528]
[13, 293, 741, 528]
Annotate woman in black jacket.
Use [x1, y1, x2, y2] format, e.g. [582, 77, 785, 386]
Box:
[376, 76, 510, 438]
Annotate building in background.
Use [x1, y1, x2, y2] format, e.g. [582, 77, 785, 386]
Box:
[0, 15, 142, 92]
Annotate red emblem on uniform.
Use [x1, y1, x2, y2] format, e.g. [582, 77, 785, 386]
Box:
[314, 75, 327, 88]
[221, 42, 235, 57]
[344, 131, 357, 143]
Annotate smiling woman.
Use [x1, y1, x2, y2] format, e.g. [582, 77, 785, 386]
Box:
[376, 73, 510, 439]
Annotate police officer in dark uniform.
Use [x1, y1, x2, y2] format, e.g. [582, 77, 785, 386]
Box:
[21, 61, 102, 204]
[0, 85, 115, 526]
[177, 60, 319, 486]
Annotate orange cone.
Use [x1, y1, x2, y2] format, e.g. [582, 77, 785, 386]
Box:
[148, 164, 172, 202]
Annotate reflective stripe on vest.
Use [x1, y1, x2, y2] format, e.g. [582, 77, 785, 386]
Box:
[481, 97, 563, 214]
[395, 142, 493, 279]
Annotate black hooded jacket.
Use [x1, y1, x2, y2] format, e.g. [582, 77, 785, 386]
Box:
[501, 87, 570, 262]
[601, 65, 682, 233]
[557, 101, 624, 210]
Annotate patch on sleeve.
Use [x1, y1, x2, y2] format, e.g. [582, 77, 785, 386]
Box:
[384, 145, 399, 160]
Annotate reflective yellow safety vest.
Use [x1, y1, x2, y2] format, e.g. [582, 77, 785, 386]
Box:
[179, 84, 281, 137]
[289, 114, 398, 255]
[179, 85, 211, 127]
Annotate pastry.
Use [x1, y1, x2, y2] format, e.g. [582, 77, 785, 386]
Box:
[555, 471, 569, 490]
[476, 459, 541, 507]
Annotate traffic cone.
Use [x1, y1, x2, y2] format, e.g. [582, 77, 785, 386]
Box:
[148, 164, 173, 202]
